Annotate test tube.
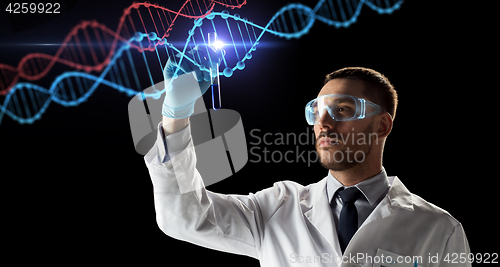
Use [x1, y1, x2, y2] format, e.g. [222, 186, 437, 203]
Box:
[208, 32, 221, 110]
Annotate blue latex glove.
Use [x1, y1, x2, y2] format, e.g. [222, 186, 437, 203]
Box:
[162, 45, 223, 119]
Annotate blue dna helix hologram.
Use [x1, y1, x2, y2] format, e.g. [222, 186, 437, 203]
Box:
[0, 0, 403, 125]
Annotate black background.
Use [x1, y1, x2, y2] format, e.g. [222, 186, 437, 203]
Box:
[1, 0, 497, 265]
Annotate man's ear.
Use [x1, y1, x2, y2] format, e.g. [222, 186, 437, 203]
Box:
[376, 112, 393, 139]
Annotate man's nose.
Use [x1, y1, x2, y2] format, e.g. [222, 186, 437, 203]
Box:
[317, 110, 337, 130]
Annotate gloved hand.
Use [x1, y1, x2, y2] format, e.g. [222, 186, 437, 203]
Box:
[162, 44, 223, 119]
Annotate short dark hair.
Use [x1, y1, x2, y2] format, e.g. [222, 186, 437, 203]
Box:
[324, 67, 398, 120]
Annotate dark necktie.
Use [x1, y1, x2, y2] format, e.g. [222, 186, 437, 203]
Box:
[337, 187, 363, 254]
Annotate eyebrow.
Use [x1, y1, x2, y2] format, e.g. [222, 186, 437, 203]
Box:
[333, 98, 352, 104]
[316, 95, 355, 105]
[322, 97, 353, 105]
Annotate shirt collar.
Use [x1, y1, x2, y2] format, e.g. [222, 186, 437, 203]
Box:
[326, 167, 389, 205]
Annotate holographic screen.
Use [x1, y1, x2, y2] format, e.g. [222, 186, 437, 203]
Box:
[0, 0, 403, 125]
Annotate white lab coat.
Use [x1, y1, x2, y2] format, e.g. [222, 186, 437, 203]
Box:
[145, 126, 470, 267]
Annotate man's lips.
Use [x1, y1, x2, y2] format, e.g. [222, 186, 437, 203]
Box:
[318, 138, 340, 147]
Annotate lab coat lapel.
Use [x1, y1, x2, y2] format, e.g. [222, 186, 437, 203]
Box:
[345, 177, 415, 263]
[358, 176, 414, 229]
[386, 177, 413, 210]
[302, 178, 343, 257]
[300, 176, 415, 260]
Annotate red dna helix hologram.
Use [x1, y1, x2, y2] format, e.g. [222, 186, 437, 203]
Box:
[0, 0, 247, 96]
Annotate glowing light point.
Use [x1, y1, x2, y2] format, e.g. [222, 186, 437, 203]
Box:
[213, 40, 224, 50]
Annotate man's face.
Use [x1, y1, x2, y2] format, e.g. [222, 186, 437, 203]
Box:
[314, 78, 377, 171]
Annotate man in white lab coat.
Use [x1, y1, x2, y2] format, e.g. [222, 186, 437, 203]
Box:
[145, 49, 470, 266]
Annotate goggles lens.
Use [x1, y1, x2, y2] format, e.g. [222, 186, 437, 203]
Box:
[305, 94, 382, 125]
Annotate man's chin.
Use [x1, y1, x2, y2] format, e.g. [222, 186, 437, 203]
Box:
[320, 160, 358, 172]
[316, 148, 365, 171]
[317, 147, 344, 159]
[317, 144, 344, 153]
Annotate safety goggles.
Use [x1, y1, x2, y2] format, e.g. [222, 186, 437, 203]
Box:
[305, 94, 383, 125]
